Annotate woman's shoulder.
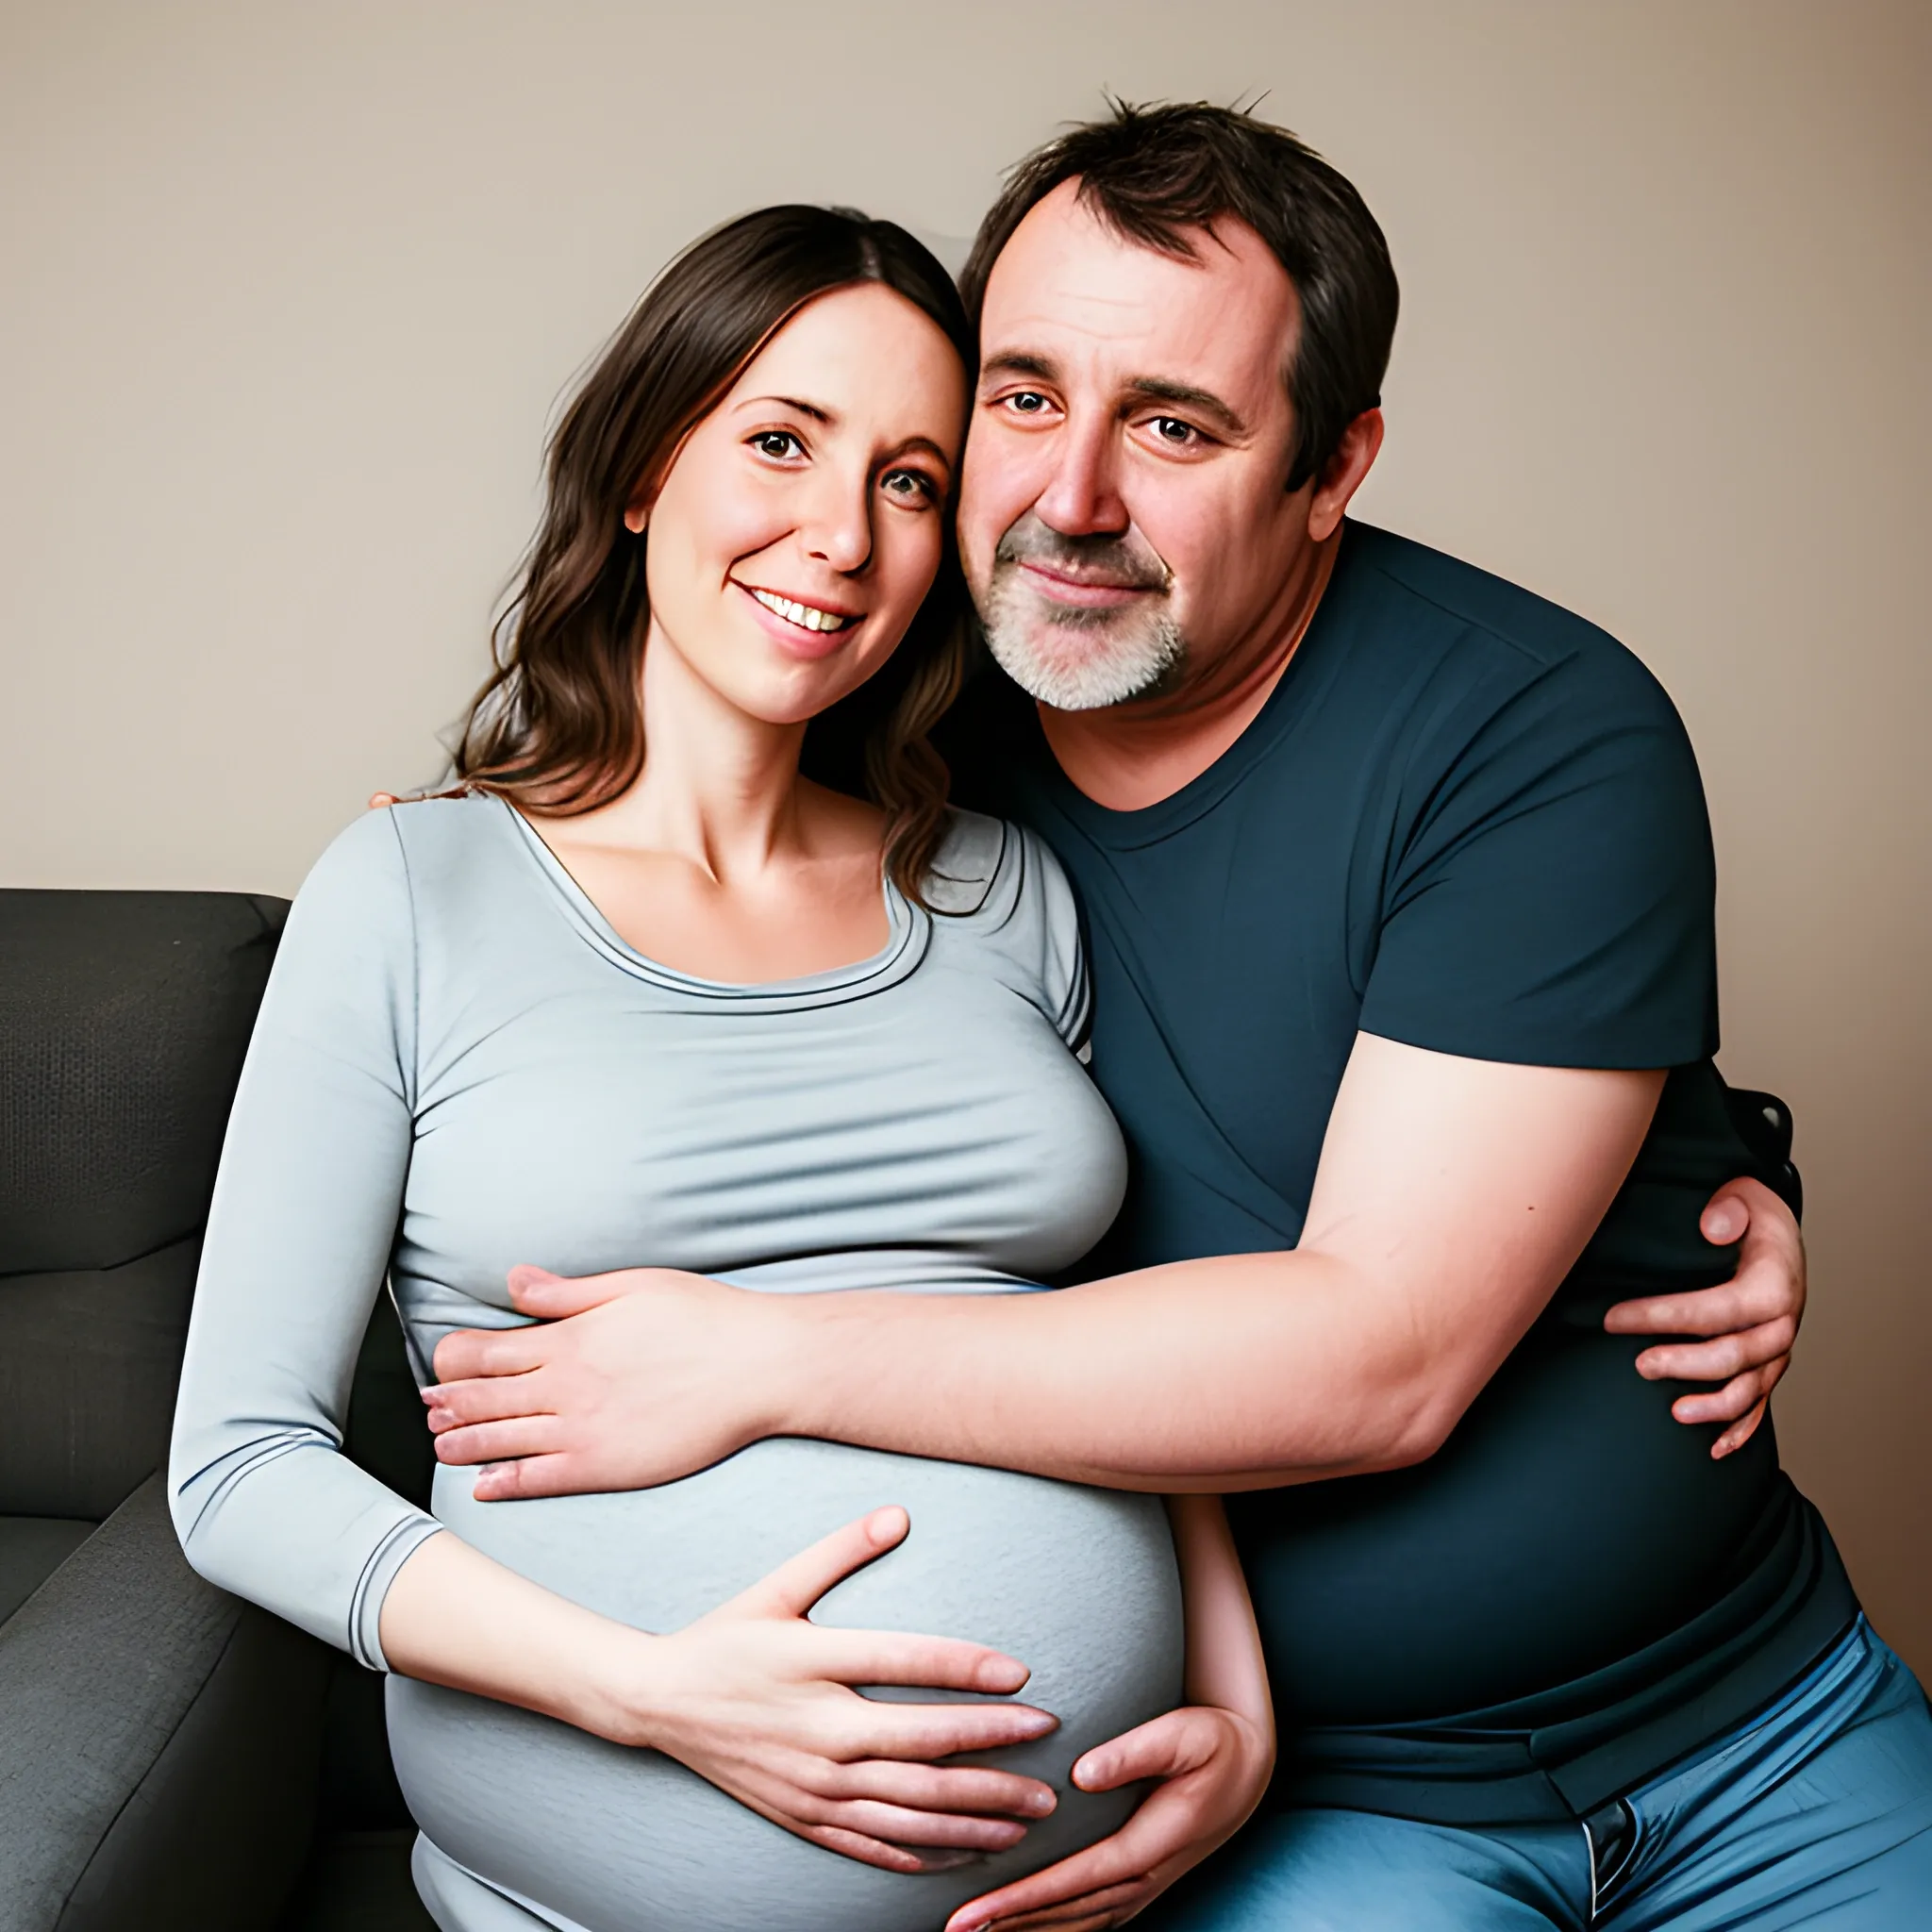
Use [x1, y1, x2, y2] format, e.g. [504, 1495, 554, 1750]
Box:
[924, 810, 1088, 1045]
[925, 809, 1074, 925]
[295, 791, 523, 936]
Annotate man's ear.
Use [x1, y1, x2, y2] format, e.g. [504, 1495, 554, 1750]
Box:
[1307, 408, 1385, 542]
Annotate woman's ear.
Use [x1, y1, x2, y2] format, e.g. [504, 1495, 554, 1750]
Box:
[623, 499, 650, 535]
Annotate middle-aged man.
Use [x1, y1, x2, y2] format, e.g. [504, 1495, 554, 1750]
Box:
[418, 107, 1932, 1926]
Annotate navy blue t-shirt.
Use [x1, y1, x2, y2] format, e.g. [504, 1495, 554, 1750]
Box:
[940, 522, 1855, 1824]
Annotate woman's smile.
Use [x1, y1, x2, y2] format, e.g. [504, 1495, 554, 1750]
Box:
[732, 578, 864, 659]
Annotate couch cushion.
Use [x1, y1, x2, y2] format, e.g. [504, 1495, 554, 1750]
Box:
[0, 891, 287, 1275]
[0, 1516, 93, 1626]
[0, 1472, 328, 1931]
[0, 1234, 201, 1517]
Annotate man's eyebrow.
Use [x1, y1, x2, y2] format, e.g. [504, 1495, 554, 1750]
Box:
[979, 350, 1060, 385]
[1122, 376, 1248, 438]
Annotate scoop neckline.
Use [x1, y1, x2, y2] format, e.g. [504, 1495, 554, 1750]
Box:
[495, 795, 930, 1008]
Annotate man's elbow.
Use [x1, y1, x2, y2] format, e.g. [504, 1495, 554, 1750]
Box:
[1338, 1374, 1471, 1475]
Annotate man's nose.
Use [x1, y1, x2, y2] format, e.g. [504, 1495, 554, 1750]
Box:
[804, 467, 874, 575]
[1033, 412, 1128, 539]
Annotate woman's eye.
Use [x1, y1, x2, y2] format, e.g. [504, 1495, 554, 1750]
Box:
[880, 469, 937, 505]
[750, 431, 804, 459]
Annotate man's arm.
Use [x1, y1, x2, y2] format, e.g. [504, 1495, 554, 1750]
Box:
[425, 1034, 1664, 1493]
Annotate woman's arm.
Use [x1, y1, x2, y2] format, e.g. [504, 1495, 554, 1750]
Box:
[943, 1495, 1275, 1932]
[169, 811, 1059, 1868]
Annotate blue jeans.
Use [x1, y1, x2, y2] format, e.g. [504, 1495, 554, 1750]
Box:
[1149, 1617, 1932, 1929]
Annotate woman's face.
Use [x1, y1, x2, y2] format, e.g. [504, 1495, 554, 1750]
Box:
[632, 281, 967, 726]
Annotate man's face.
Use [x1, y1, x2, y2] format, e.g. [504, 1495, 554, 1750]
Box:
[958, 180, 1311, 711]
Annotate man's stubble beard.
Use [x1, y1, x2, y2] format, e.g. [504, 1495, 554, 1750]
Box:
[975, 515, 1189, 713]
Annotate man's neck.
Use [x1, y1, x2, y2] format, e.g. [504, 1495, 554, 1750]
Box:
[1038, 526, 1341, 812]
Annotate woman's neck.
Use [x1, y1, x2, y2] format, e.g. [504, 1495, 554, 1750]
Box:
[554, 623, 813, 877]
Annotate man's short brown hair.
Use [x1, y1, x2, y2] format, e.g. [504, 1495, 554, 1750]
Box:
[963, 101, 1400, 491]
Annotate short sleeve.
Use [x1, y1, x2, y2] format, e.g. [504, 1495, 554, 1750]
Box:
[1357, 648, 1719, 1069]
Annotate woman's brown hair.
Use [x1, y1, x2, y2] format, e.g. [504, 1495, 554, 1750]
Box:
[453, 205, 975, 903]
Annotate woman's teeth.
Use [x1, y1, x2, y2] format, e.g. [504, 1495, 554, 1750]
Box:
[749, 588, 854, 635]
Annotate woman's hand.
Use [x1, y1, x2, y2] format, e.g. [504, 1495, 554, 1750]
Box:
[942, 1704, 1272, 1931]
[379, 1507, 1061, 1876]
[631, 1505, 1062, 1873]
[1604, 1175, 1805, 1457]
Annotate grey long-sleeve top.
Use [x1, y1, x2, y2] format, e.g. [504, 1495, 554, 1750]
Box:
[167, 794, 1129, 1669]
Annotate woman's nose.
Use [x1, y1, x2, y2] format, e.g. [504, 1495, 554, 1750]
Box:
[804, 471, 874, 575]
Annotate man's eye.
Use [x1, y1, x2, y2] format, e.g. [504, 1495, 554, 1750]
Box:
[751, 431, 804, 459]
[1152, 417, 1196, 444]
[1007, 391, 1050, 416]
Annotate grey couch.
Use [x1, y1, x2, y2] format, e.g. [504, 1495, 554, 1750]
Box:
[0, 891, 434, 1931]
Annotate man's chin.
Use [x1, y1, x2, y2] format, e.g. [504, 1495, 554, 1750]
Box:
[983, 623, 1186, 713]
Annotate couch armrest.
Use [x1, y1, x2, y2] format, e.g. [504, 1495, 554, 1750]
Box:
[0, 1473, 331, 1932]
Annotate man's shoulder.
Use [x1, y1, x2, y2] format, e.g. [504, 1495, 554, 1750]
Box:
[1341, 522, 1676, 724]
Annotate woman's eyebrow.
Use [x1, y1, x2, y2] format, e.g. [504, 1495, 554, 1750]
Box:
[739, 393, 836, 423]
[882, 435, 954, 471]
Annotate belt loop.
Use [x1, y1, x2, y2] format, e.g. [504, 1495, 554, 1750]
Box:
[1581, 1798, 1638, 1924]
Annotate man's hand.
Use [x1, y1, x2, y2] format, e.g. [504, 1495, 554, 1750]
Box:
[425, 1264, 775, 1498]
[1604, 1175, 1804, 1459]
[942, 1705, 1272, 1932]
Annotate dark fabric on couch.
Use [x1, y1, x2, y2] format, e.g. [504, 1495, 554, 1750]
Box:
[0, 891, 286, 1521]
[0, 890, 334, 1932]
[1, 889, 441, 1930]
[0, 1518, 93, 1626]
[0, 1473, 329, 1932]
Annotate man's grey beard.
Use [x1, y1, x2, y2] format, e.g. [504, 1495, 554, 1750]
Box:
[977, 517, 1187, 712]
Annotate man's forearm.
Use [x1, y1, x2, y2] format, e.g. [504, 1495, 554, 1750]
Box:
[766, 1249, 1460, 1491]
[760, 1045, 1665, 1490]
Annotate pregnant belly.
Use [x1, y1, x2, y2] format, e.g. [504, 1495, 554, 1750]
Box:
[390, 1440, 1185, 1932]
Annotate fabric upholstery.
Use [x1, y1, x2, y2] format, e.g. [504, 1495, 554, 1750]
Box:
[0, 1473, 328, 1931]
[0, 891, 286, 1276]
[0, 1518, 92, 1627]
[0, 1238, 201, 1517]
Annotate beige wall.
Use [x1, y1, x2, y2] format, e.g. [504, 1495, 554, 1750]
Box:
[5, 2, 1927, 1667]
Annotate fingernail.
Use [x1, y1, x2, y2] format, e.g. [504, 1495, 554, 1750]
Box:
[1024, 1786, 1057, 1814]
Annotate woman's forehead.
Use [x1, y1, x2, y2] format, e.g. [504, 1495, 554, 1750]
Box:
[725, 284, 966, 425]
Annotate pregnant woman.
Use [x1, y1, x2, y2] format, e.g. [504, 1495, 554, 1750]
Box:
[169, 207, 1269, 1932]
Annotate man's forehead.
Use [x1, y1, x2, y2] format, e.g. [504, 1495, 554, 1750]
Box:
[979, 183, 1296, 385]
